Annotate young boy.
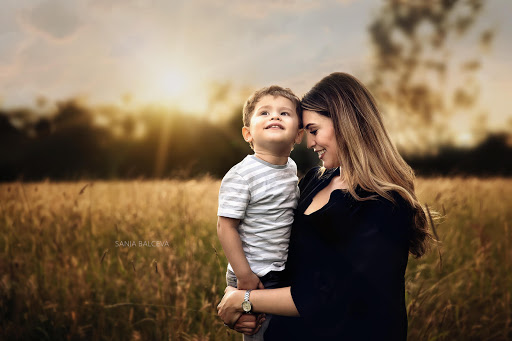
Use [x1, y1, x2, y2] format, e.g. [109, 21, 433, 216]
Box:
[217, 86, 303, 339]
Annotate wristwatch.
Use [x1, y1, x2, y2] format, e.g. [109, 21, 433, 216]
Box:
[241, 289, 253, 314]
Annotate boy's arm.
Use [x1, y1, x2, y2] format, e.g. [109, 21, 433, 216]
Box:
[217, 216, 264, 290]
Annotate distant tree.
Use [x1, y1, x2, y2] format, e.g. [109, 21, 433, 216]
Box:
[368, 0, 494, 152]
[0, 112, 26, 180]
[407, 132, 512, 176]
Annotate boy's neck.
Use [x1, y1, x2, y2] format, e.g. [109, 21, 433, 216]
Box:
[253, 151, 289, 165]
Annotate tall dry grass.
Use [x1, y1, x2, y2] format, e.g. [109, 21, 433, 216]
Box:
[0, 177, 511, 340]
[407, 178, 512, 340]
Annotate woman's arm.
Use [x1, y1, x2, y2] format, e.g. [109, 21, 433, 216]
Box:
[252, 286, 299, 316]
[217, 286, 299, 327]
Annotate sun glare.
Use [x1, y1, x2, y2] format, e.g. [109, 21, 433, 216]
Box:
[137, 66, 208, 113]
[456, 132, 474, 147]
[159, 69, 188, 99]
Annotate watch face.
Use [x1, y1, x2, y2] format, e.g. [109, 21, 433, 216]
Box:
[242, 300, 252, 313]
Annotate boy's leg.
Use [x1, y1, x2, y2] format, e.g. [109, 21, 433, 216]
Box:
[243, 315, 271, 341]
[243, 271, 285, 341]
[226, 269, 237, 288]
[226, 270, 267, 340]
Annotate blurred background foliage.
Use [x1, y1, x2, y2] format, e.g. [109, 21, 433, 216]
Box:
[0, 96, 511, 182]
[1, 0, 510, 181]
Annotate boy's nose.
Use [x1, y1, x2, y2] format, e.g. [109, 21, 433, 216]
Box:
[270, 112, 281, 120]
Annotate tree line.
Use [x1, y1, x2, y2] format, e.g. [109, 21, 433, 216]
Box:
[1, 100, 510, 182]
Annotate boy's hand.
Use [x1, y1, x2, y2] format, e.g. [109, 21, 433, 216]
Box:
[237, 272, 265, 290]
[234, 313, 266, 335]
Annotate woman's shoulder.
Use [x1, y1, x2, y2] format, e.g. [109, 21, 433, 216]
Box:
[298, 167, 321, 189]
[301, 166, 321, 179]
[385, 191, 413, 214]
[347, 190, 413, 244]
[354, 189, 414, 222]
[299, 167, 337, 184]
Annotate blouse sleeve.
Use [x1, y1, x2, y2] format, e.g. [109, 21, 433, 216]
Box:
[289, 195, 411, 339]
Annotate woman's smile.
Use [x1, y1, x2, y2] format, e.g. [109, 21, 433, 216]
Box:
[303, 110, 339, 168]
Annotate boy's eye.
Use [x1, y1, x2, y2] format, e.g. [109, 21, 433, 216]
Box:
[280, 112, 290, 116]
[261, 111, 269, 115]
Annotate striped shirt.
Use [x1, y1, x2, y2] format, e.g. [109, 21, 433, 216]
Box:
[218, 155, 299, 277]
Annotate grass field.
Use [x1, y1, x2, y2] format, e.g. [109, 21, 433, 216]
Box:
[1, 177, 511, 340]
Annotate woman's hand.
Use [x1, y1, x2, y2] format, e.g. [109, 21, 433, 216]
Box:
[218, 286, 266, 335]
[217, 286, 244, 328]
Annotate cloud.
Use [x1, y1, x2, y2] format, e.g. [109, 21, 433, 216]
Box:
[18, 0, 84, 42]
[207, 0, 320, 19]
[0, 0, 19, 35]
[213, 0, 358, 19]
[0, 32, 22, 64]
[87, 0, 156, 11]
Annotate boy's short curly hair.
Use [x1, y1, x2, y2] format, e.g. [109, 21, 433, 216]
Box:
[242, 86, 302, 128]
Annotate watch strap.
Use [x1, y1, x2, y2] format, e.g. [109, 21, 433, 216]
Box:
[244, 289, 252, 302]
[242, 289, 253, 313]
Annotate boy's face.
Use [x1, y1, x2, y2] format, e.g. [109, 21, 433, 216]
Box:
[242, 95, 303, 154]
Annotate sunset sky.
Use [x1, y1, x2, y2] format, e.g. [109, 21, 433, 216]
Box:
[1, 0, 511, 140]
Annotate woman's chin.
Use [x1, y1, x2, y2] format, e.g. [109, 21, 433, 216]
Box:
[321, 160, 340, 169]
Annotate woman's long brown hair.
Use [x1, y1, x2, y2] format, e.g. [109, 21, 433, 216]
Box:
[302, 72, 431, 258]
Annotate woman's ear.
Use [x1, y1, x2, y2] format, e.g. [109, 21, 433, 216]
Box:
[242, 126, 253, 144]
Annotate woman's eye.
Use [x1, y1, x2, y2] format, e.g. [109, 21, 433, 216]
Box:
[309, 130, 318, 136]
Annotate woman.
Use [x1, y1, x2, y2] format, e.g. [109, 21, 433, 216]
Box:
[217, 72, 431, 340]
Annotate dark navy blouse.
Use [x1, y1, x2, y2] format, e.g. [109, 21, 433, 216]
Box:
[265, 167, 412, 340]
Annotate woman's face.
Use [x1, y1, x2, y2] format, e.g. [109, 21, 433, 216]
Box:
[302, 110, 340, 169]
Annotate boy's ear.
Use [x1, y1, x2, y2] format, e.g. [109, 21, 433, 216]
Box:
[242, 126, 253, 144]
[295, 128, 304, 144]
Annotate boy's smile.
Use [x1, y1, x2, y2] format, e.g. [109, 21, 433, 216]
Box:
[242, 95, 303, 159]
[265, 122, 284, 129]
